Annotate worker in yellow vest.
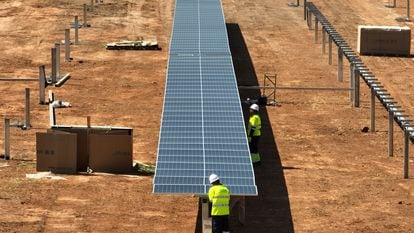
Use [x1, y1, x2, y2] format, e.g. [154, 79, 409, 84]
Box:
[247, 104, 261, 164]
[208, 174, 230, 233]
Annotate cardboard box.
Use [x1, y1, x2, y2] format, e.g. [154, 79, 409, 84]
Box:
[49, 128, 89, 171]
[357, 25, 411, 55]
[36, 131, 77, 174]
[88, 134, 133, 173]
[38, 126, 133, 174]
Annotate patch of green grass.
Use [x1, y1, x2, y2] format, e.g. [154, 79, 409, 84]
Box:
[132, 161, 155, 176]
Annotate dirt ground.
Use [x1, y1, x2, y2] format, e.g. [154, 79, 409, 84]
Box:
[0, 0, 413, 232]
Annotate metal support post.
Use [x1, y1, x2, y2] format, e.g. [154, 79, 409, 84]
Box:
[322, 27, 326, 54]
[353, 68, 360, 107]
[87, 116, 91, 128]
[337, 47, 343, 82]
[395, 0, 411, 21]
[201, 198, 212, 233]
[74, 16, 79, 45]
[388, 111, 394, 157]
[24, 88, 30, 129]
[370, 89, 375, 132]
[304, 0, 307, 20]
[39, 65, 46, 104]
[83, 4, 88, 27]
[314, 18, 319, 43]
[403, 130, 410, 178]
[54, 43, 60, 79]
[55, 73, 71, 87]
[3, 118, 10, 160]
[328, 36, 332, 65]
[308, 11, 313, 29]
[49, 90, 56, 127]
[51, 47, 57, 83]
[64, 29, 70, 62]
[349, 64, 354, 101]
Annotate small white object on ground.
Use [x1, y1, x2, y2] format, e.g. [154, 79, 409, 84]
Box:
[26, 172, 67, 180]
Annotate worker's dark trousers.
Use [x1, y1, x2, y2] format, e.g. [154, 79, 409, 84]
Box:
[249, 136, 260, 154]
[212, 215, 229, 233]
[249, 136, 261, 163]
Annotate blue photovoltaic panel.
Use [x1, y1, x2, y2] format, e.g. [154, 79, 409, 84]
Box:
[153, 0, 257, 196]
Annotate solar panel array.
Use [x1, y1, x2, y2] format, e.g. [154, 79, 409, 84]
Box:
[153, 0, 257, 196]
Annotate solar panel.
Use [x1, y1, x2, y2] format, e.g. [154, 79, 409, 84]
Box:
[153, 0, 257, 196]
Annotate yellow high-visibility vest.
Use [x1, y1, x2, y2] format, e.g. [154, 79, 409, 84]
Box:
[208, 184, 230, 216]
[247, 114, 261, 137]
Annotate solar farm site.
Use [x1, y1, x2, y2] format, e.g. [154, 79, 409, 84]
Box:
[0, 0, 414, 232]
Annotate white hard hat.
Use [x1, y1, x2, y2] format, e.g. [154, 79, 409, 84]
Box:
[250, 104, 259, 111]
[209, 174, 219, 184]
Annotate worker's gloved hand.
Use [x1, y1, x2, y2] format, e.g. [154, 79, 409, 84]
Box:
[248, 137, 251, 143]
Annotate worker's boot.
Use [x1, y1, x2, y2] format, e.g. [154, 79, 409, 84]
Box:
[251, 153, 261, 165]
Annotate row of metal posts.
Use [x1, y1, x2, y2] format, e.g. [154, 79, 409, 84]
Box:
[386, 0, 411, 21]
[306, 7, 359, 106]
[304, 2, 412, 178]
[4, 1, 99, 160]
[39, 11, 90, 104]
[3, 88, 31, 160]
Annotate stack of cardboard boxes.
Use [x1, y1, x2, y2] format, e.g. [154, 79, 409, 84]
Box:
[36, 125, 133, 174]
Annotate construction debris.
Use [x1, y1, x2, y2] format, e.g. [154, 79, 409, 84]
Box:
[51, 100, 72, 108]
[106, 39, 161, 50]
